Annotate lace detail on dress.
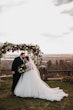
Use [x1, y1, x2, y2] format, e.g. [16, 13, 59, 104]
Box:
[25, 62, 33, 72]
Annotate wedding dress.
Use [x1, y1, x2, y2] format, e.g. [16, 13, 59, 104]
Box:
[14, 60, 68, 101]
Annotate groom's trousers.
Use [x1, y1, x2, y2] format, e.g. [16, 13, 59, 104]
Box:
[11, 73, 21, 94]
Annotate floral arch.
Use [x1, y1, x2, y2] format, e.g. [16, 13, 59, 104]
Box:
[0, 42, 43, 66]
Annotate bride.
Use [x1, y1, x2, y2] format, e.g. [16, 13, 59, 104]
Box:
[14, 56, 68, 101]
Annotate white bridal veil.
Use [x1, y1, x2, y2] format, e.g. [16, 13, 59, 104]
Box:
[29, 55, 41, 78]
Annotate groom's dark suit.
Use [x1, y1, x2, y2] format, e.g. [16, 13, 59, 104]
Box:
[11, 56, 24, 94]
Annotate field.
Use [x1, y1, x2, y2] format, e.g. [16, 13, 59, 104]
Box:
[0, 77, 73, 110]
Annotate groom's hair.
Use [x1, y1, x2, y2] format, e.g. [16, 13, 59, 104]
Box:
[20, 52, 25, 56]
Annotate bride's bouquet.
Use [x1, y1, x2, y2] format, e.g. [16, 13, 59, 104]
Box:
[18, 64, 26, 74]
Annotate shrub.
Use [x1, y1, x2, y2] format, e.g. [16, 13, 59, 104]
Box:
[62, 76, 73, 83]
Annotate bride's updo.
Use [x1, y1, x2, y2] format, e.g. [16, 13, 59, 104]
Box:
[25, 56, 29, 61]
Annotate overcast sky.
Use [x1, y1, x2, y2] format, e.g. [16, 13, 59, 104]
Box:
[0, 0, 73, 54]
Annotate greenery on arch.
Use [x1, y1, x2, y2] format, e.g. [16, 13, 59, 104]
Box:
[0, 42, 43, 65]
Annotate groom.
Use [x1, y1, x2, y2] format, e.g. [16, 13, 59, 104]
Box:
[11, 52, 25, 95]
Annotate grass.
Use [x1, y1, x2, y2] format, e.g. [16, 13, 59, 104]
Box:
[0, 77, 73, 110]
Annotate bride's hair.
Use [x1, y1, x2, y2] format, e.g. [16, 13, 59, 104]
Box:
[25, 56, 29, 61]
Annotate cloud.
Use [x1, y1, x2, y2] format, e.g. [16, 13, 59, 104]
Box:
[0, 0, 27, 12]
[41, 31, 70, 38]
[54, 0, 73, 6]
[62, 8, 73, 16]
[70, 26, 73, 30]
[58, 1, 73, 14]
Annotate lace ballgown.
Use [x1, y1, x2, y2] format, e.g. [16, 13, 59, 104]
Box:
[14, 62, 68, 101]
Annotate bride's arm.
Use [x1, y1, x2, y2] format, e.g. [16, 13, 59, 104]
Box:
[25, 63, 33, 72]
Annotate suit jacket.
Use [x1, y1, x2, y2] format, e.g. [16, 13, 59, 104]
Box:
[11, 57, 24, 74]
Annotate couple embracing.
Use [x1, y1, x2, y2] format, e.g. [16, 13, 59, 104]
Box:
[11, 52, 68, 101]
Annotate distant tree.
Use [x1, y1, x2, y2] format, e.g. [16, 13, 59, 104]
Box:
[55, 60, 58, 66]
[47, 60, 52, 69]
[59, 60, 64, 65]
